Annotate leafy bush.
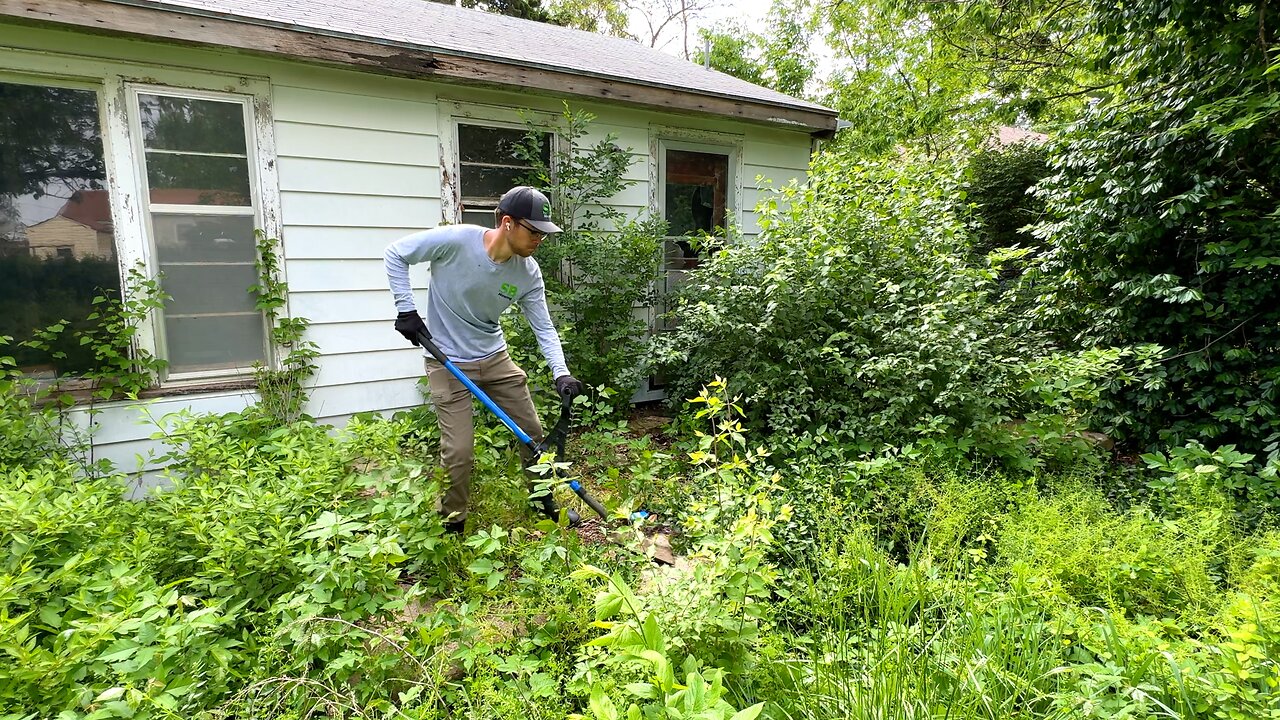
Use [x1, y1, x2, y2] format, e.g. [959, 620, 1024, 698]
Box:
[964, 141, 1050, 263]
[1024, 1, 1280, 457]
[507, 105, 664, 409]
[653, 150, 1143, 469]
[654, 153, 1036, 444]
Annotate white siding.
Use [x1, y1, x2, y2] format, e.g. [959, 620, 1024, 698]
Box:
[1, 20, 815, 472]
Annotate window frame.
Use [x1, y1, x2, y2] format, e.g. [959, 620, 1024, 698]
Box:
[124, 82, 279, 384]
[439, 101, 560, 226]
[0, 53, 282, 397]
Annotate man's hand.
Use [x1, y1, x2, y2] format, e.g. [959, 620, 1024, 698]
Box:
[394, 311, 429, 346]
[555, 375, 584, 399]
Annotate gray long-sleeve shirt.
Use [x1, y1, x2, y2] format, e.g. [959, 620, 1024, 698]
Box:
[384, 224, 569, 379]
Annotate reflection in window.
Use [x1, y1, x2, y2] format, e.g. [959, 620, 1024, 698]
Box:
[136, 92, 264, 375]
[138, 94, 251, 206]
[0, 81, 121, 377]
[457, 124, 550, 227]
[664, 149, 729, 270]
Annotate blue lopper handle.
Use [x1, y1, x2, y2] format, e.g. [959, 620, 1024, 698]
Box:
[415, 330, 537, 450]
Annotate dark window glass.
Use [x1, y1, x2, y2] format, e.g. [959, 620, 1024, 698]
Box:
[458, 124, 549, 166]
[665, 149, 728, 238]
[138, 94, 247, 154]
[0, 82, 121, 377]
[457, 124, 550, 218]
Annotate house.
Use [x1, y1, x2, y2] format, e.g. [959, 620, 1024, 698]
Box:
[25, 190, 116, 260]
[0, 0, 838, 472]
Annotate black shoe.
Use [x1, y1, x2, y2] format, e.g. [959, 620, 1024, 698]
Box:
[443, 519, 465, 536]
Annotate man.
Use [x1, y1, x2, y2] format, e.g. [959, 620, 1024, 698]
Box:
[384, 186, 584, 535]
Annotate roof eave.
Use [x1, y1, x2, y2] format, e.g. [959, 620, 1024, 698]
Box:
[0, 0, 839, 133]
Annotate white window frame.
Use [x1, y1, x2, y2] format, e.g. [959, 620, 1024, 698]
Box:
[124, 83, 280, 384]
[0, 51, 282, 395]
[438, 100, 560, 225]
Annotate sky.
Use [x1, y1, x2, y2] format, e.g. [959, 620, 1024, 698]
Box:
[625, 0, 838, 94]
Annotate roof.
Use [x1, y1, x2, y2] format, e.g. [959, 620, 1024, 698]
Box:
[6, 0, 837, 132]
[56, 190, 114, 232]
[995, 126, 1048, 146]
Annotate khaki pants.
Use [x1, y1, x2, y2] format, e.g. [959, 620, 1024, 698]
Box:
[425, 350, 543, 524]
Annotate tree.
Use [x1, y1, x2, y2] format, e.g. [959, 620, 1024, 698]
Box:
[428, 0, 555, 23]
[694, 0, 817, 98]
[627, 0, 716, 58]
[1026, 0, 1280, 455]
[548, 0, 630, 36]
[0, 84, 104, 199]
[816, 0, 1100, 157]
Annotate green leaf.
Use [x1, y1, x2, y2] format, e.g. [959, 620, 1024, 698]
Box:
[730, 703, 766, 720]
[94, 687, 126, 702]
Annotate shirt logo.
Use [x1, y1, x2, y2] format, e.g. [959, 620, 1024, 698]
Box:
[499, 282, 518, 300]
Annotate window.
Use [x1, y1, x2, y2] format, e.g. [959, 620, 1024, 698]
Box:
[133, 91, 266, 377]
[663, 148, 730, 270]
[0, 80, 122, 378]
[646, 144, 735, 394]
[456, 123, 550, 227]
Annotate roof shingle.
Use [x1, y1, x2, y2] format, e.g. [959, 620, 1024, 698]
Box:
[120, 0, 834, 117]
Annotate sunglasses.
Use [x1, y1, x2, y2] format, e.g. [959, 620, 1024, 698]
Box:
[516, 220, 546, 238]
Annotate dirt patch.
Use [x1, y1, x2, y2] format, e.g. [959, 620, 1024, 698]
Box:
[627, 402, 674, 439]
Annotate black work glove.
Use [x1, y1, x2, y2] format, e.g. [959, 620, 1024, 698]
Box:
[394, 311, 429, 346]
[555, 375, 584, 400]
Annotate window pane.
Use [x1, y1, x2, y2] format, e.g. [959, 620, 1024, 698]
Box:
[0, 81, 121, 377]
[460, 164, 533, 202]
[153, 214, 256, 262]
[145, 153, 251, 206]
[154, 215, 259, 313]
[162, 264, 260, 315]
[665, 150, 728, 237]
[153, 213, 264, 372]
[458, 124, 549, 166]
[462, 209, 495, 227]
[164, 314, 265, 374]
[138, 94, 247, 154]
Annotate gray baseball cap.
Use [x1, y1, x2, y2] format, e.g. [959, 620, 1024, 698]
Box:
[497, 186, 562, 234]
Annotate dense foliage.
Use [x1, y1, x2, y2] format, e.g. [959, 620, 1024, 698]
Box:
[507, 106, 664, 409]
[5, 0, 1280, 717]
[1026, 0, 1280, 457]
[1, 381, 1276, 718]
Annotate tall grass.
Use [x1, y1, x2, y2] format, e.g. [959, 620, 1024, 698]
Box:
[766, 527, 1070, 719]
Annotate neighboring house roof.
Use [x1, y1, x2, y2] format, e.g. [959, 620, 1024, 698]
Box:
[52, 190, 113, 232]
[995, 126, 1049, 146]
[3, 0, 838, 133]
[27, 189, 233, 233]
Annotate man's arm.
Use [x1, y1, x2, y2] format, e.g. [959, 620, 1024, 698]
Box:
[517, 280, 570, 380]
[384, 229, 449, 312]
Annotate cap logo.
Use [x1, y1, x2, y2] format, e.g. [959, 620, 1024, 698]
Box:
[542, 203, 551, 217]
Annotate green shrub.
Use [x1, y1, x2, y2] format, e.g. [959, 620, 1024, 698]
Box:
[1024, 1, 1280, 458]
[996, 484, 1228, 620]
[964, 141, 1051, 263]
[652, 150, 1142, 472]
